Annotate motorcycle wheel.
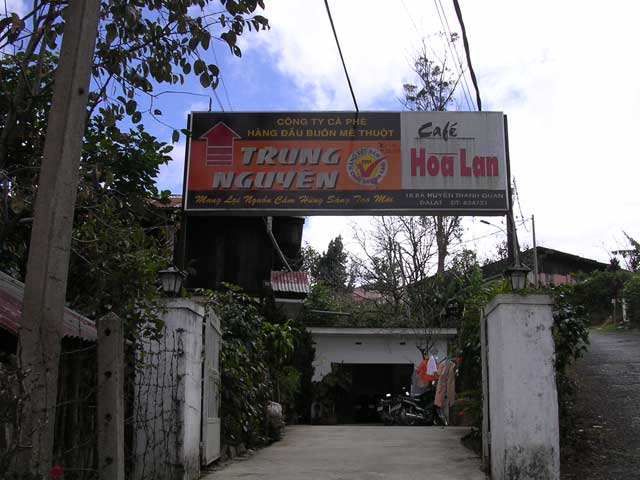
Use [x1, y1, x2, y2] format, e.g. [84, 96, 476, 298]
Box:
[381, 411, 392, 425]
[400, 406, 417, 426]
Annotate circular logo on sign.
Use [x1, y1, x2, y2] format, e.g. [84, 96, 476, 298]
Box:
[346, 147, 387, 186]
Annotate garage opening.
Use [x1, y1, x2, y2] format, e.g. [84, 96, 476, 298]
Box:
[334, 363, 414, 423]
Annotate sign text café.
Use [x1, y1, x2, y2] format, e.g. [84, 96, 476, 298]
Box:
[183, 111, 509, 215]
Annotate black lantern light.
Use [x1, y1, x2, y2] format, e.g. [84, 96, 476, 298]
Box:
[504, 263, 531, 291]
[158, 266, 186, 296]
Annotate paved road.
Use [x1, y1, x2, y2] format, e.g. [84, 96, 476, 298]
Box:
[203, 426, 486, 480]
[562, 331, 640, 479]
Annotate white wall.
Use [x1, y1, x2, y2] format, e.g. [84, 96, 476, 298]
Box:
[310, 328, 453, 381]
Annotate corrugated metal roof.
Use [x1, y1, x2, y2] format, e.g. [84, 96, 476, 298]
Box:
[270, 271, 310, 294]
[0, 271, 97, 341]
[149, 195, 182, 209]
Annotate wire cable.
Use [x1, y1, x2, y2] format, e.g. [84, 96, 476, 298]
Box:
[452, 0, 481, 111]
[400, 0, 441, 63]
[432, 0, 472, 110]
[512, 178, 529, 232]
[434, 0, 476, 110]
[400, 0, 423, 41]
[324, 0, 359, 112]
[447, 218, 529, 249]
[211, 41, 233, 111]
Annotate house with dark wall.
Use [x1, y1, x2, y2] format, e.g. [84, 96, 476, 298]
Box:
[482, 246, 610, 287]
[153, 196, 306, 295]
[184, 215, 304, 294]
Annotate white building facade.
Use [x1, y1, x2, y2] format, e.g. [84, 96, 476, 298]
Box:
[309, 327, 457, 381]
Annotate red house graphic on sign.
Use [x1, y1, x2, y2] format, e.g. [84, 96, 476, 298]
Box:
[199, 122, 241, 167]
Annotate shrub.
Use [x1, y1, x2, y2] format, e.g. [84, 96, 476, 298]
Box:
[551, 284, 590, 443]
[213, 287, 273, 447]
[571, 270, 631, 324]
[201, 286, 312, 447]
[552, 284, 590, 373]
[623, 273, 640, 325]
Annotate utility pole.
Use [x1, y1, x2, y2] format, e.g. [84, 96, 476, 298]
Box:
[16, 0, 100, 476]
[503, 116, 515, 266]
[532, 214, 539, 288]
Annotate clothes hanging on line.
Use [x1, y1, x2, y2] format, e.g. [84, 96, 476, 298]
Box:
[416, 354, 439, 387]
[434, 359, 457, 422]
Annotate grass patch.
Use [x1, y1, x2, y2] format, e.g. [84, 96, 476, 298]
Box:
[592, 322, 638, 333]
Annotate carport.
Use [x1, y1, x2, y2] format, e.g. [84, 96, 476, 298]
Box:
[335, 363, 413, 423]
[309, 327, 456, 423]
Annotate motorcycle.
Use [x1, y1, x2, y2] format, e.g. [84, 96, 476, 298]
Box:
[377, 393, 400, 425]
[377, 389, 447, 426]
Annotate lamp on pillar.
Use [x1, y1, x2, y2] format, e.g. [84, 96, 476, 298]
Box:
[504, 263, 531, 291]
[480, 219, 531, 291]
[158, 266, 186, 296]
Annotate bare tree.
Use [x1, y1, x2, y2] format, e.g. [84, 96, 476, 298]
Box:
[402, 41, 463, 275]
[352, 217, 454, 357]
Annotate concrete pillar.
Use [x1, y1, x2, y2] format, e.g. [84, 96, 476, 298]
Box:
[134, 299, 204, 480]
[97, 313, 125, 480]
[484, 294, 559, 480]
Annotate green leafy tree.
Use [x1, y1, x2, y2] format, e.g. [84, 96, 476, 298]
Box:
[571, 270, 631, 324]
[304, 236, 355, 292]
[0, 1, 270, 321]
[613, 232, 640, 272]
[1, 3, 271, 472]
[622, 274, 640, 325]
[303, 282, 340, 326]
[0, 0, 268, 162]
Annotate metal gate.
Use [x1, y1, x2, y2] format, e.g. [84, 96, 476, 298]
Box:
[201, 311, 221, 465]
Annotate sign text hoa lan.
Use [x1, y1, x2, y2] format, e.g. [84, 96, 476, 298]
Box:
[410, 148, 499, 178]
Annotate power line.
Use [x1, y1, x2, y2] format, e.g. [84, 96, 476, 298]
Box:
[402, 0, 472, 110]
[400, 0, 423, 41]
[452, 0, 481, 111]
[211, 41, 233, 111]
[323, 0, 359, 112]
[434, 0, 476, 110]
[432, 0, 473, 110]
[512, 178, 529, 231]
[447, 218, 529, 249]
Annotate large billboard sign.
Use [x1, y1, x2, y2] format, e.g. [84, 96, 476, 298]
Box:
[184, 111, 509, 215]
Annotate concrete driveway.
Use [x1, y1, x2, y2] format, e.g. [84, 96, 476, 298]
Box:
[203, 425, 486, 480]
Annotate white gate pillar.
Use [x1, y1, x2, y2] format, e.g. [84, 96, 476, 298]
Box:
[133, 299, 204, 480]
[484, 294, 559, 480]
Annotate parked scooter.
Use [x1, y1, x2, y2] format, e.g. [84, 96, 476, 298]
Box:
[377, 393, 399, 425]
[377, 389, 447, 426]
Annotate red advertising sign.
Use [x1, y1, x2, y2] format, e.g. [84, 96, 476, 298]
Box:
[183, 111, 508, 215]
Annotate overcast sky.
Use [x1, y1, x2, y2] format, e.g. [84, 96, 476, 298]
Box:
[7, 0, 639, 265]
